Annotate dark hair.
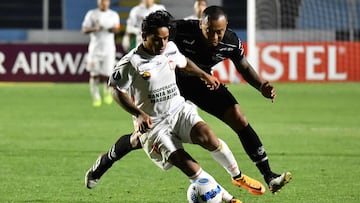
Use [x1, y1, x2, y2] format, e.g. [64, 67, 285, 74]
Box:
[201, 5, 227, 21]
[141, 10, 174, 35]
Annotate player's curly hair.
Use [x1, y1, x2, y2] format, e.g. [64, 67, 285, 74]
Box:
[141, 10, 174, 35]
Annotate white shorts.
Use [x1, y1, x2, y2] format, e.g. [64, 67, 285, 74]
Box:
[86, 52, 115, 77]
[139, 101, 203, 170]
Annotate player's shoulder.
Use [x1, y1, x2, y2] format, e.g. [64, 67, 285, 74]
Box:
[154, 4, 166, 10]
[165, 41, 178, 52]
[115, 50, 135, 69]
[129, 4, 142, 13]
[85, 8, 98, 16]
[108, 9, 119, 15]
[221, 28, 241, 47]
[175, 19, 199, 31]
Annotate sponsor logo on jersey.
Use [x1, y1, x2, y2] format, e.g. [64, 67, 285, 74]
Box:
[165, 51, 177, 57]
[141, 71, 151, 80]
[219, 47, 234, 52]
[182, 39, 195, 45]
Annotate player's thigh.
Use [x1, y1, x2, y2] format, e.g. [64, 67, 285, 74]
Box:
[140, 123, 182, 170]
[174, 102, 204, 144]
[183, 82, 238, 120]
[87, 54, 101, 76]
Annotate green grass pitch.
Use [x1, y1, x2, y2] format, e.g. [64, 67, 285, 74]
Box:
[1, 82, 359, 203]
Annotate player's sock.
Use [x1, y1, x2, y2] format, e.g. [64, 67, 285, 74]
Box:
[89, 76, 101, 101]
[210, 139, 241, 177]
[189, 169, 233, 202]
[108, 133, 142, 161]
[103, 83, 113, 104]
[237, 124, 273, 178]
[91, 133, 141, 179]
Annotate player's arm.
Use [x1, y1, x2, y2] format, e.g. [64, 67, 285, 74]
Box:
[111, 88, 152, 133]
[107, 23, 121, 33]
[108, 59, 152, 132]
[108, 12, 121, 33]
[125, 8, 141, 35]
[81, 11, 102, 34]
[82, 26, 103, 34]
[235, 57, 276, 102]
[182, 58, 220, 90]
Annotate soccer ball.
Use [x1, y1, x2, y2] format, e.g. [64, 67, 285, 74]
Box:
[187, 178, 224, 203]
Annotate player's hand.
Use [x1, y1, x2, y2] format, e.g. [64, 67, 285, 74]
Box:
[260, 81, 276, 102]
[202, 75, 220, 90]
[108, 24, 120, 33]
[136, 112, 152, 133]
[95, 26, 104, 32]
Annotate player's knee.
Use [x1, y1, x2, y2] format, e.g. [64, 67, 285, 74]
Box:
[224, 105, 249, 129]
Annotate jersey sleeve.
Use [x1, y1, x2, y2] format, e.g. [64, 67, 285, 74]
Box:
[108, 53, 133, 92]
[228, 32, 246, 68]
[113, 10, 121, 28]
[82, 10, 93, 28]
[168, 42, 187, 68]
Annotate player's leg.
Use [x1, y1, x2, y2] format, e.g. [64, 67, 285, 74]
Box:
[222, 104, 292, 193]
[177, 102, 265, 195]
[89, 74, 101, 107]
[101, 52, 116, 105]
[189, 121, 265, 195]
[85, 132, 142, 189]
[87, 55, 103, 107]
[177, 77, 291, 193]
[168, 149, 241, 203]
[100, 75, 113, 104]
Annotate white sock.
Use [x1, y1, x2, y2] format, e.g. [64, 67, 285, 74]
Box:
[189, 168, 234, 202]
[89, 77, 101, 100]
[211, 139, 241, 178]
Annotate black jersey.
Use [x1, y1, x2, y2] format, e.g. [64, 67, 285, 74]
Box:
[173, 19, 245, 74]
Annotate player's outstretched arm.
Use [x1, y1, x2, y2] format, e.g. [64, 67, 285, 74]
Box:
[182, 58, 220, 90]
[237, 58, 276, 102]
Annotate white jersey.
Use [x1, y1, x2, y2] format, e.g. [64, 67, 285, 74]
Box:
[82, 8, 120, 56]
[111, 41, 187, 122]
[125, 3, 166, 44]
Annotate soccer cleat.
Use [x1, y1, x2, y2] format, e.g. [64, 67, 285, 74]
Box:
[232, 174, 265, 195]
[85, 168, 99, 189]
[228, 198, 243, 203]
[103, 93, 113, 105]
[268, 172, 292, 194]
[92, 99, 102, 107]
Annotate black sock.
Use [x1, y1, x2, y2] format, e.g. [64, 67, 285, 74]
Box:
[92, 133, 141, 179]
[237, 124, 273, 178]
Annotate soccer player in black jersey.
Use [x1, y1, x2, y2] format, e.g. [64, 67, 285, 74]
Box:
[85, 6, 291, 194]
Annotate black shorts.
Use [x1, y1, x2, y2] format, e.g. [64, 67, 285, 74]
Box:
[176, 75, 238, 120]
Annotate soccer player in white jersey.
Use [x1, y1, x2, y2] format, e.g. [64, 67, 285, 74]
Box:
[85, 10, 243, 203]
[121, 0, 165, 52]
[184, 0, 207, 20]
[82, 0, 121, 107]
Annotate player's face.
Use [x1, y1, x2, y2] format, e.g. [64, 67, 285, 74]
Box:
[200, 15, 227, 47]
[143, 27, 169, 55]
[98, 0, 110, 11]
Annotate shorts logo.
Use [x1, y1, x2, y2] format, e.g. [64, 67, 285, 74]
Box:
[152, 143, 160, 154]
[112, 70, 121, 80]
